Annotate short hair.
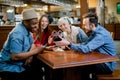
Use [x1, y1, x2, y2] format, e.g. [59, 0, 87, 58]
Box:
[57, 17, 72, 26]
[83, 13, 98, 27]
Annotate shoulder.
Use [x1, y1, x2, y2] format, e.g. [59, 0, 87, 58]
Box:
[96, 25, 109, 34]
[9, 32, 24, 42]
[10, 24, 28, 40]
[71, 26, 80, 31]
[12, 23, 26, 34]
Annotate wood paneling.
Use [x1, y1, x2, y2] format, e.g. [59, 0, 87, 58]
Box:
[0, 26, 13, 50]
[115, 24, 120, 40]
[80, 0, 88, 26]
[105, 24, 120, 40]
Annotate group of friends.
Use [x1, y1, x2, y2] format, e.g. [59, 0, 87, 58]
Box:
[0, 8, 117, 80]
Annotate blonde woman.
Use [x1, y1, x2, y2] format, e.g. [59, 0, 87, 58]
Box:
[57, 16, 88, 44]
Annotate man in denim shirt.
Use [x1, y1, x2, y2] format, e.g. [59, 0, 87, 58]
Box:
[0, 9, 44, 80]
[54, 13, 116, 80]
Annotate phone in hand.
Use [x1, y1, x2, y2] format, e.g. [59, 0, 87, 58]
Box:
[52, 30, 62, 41]
[53, 36, 62, 41]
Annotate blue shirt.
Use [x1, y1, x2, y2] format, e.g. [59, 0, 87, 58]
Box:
[70, 25, 116, 71]
[0, 22, 33, 73]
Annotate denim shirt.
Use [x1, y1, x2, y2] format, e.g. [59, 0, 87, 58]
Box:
[70, 25, 116, 71]
[0, 22, 33, 72]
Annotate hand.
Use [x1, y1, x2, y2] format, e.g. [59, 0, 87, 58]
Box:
[53, 37, 70, 46]
[30, 44, 36, 50]
[24, 56, 33, 65]
[48, 35, 53, 44]
[45, 46, 55, 51]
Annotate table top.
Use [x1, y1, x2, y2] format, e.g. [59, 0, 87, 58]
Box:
[37, 50, 120, 69]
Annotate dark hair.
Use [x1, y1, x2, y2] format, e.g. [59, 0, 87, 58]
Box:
[48, 15, 53, 24]
[83, 13, 98, 27]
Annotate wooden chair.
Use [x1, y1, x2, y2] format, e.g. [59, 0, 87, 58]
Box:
[96, 69, 120, 80]
[110, 32, 114, 39]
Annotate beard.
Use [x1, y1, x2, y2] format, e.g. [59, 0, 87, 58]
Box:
[32, 28, 37, 33]
[87, 31, 92, 36]
[85, 29, 92, 37]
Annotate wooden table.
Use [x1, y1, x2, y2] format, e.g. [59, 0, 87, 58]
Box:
[37, 50, 120, 80]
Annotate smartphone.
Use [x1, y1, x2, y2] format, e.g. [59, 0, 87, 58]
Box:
[53, 36, 62, 41]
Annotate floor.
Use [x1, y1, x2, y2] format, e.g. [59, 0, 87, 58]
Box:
[114, 40, 120, 70]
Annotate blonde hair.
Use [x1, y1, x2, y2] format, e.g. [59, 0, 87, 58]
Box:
[57, 17, 72, 27]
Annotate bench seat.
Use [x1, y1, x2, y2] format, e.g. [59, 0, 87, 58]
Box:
[96, 69, 120, 80]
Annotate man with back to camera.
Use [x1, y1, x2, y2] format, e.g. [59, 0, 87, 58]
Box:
[54, 12, 116, 80]
[0, 8, 44, 80]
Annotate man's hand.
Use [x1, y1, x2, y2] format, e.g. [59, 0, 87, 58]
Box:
[24, 56, 33, 65]
[53, 37, 70, 46]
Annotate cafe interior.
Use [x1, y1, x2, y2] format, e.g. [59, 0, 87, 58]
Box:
[0, 0, 120, 80]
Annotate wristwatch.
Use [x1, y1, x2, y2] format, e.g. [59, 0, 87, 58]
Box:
[68, 42, 71, 48]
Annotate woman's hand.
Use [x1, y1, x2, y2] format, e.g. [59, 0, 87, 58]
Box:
[48, 35, 53, 44]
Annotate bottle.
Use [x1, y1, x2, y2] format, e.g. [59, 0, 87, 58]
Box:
[0, 19, 4, 25]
